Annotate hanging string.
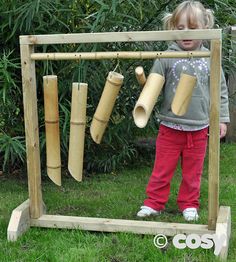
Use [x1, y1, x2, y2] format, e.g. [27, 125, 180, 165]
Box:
[188, 54, 209, 91]
[78, 59, 81, 83]
[158, 58, 165, 77]
[46, 59, 49, 76]
[50, 60, 54, 75]
[45, 59, 54, 77]
[189, 55, 198, 87]
[45, 59, 49, 84]
[112, 58, 121, 73]
[77, 57, 84, 83]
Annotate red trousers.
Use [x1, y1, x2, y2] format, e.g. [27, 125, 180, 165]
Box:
[144, 124, 208, 211]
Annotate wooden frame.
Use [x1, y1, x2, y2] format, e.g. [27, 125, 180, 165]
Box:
[7, 29, 231, 260]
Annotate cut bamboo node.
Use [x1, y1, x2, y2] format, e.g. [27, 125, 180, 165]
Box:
[70, 121, 86, 125]
[171, 73, 197, 116]
[135, 66, 146, 87]
[68, 82, 88, 182]
[93, 115, 109, 124]
[133, 73, 165, 128]
[43, 75, 61, 186]
[90, 71, 124, 144]
[45, 120, 59, 124]
[47, 165, 61, 169]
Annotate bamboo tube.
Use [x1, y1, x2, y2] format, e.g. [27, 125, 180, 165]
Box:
[133, 73, 165, 128]
[171, 73, 197, 116]
[30, 51, 211, 61]
[90, 71, 124, 144]
[68, 83, 88, 181]
[43, 75, 61, 186]
[135, 66, 146, 87]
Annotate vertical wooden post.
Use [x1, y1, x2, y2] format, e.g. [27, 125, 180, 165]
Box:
[20, 43, 43, 218]
[208, 39, 221, 230]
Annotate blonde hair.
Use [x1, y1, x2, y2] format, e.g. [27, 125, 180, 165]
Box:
[163, 1, 214, 30]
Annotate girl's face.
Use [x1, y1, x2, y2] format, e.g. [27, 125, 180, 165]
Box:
[175, 11, 205, 51]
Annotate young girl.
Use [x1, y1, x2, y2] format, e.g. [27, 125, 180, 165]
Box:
[137, 1, 230, 221]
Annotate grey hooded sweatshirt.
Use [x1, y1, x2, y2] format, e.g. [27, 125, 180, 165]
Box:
[150, 42, 230, 127]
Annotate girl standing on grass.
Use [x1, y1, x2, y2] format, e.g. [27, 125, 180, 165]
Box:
[137, 1, 230, 221]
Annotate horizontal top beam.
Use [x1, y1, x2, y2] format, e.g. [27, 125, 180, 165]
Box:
[20, 29, 222, 45]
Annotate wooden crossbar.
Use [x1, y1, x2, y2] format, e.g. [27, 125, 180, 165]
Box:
[30, 51, 211, 61]
[20, 29, 222, 45]
[31, 215, 214, 236]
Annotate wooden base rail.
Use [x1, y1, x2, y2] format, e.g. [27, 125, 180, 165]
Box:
[7, 200, 231, 260]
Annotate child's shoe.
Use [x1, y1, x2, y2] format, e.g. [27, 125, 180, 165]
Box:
[137, 205, 161, 217]
[183, 207, 199, 221]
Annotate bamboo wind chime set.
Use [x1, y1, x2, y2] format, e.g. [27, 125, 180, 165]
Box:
[43, 64, 197, 185]
[43, 71, 124, 186]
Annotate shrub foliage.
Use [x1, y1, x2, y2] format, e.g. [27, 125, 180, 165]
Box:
[0, 0, 235, 173]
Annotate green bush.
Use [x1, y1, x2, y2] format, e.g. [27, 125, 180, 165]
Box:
[0, 0, 235, 173]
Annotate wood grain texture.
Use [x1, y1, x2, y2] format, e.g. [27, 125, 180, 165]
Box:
[208, 40, 221, 230]
[20, 44, 43, 218]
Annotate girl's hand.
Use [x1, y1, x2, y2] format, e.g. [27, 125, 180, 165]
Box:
[220, 123, 227, 138]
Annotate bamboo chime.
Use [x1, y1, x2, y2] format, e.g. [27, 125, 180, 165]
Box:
[135, 66, 146, 87]
[90, 71, 124, 144]
[133, 72, 165, 128]
[43, 75, 61, 186]
[171, 73, 197, 116]
[68, 83, 88, 181]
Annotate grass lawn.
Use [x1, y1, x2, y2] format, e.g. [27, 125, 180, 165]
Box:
[0, 143, 235, 262]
